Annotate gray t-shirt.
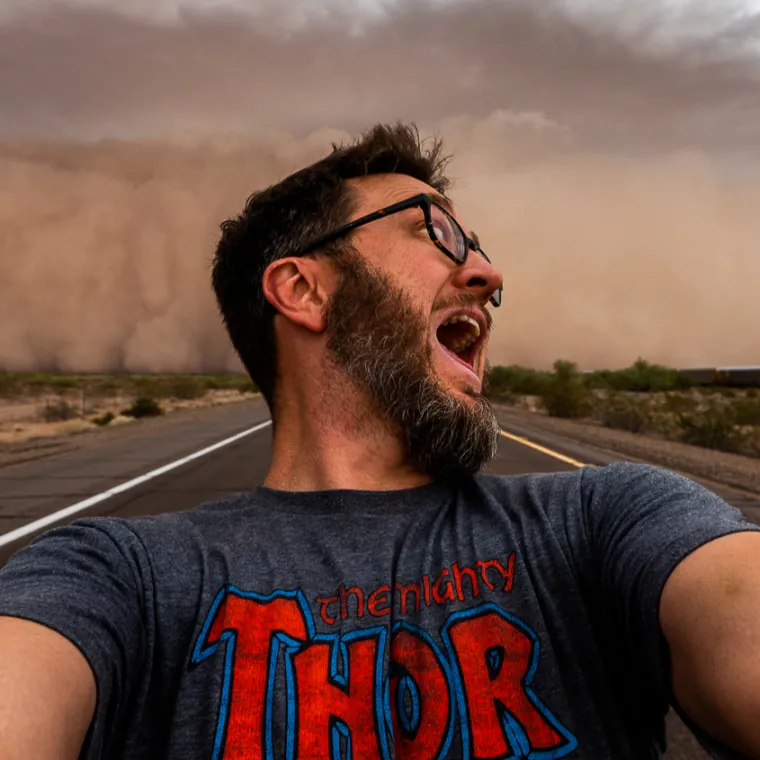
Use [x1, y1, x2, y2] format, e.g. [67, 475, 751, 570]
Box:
[0, 462, 756, 759]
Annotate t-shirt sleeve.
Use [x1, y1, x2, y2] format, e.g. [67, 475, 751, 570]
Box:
[580, 462, 759, 657]
[579, 462, 760, 753]
[0, 518, 151, 759]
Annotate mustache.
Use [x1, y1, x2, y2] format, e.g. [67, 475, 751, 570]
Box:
[433, 293, 494, 332]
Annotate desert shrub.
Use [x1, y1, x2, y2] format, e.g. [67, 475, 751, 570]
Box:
[168, 377, 207, 400]
[42, 399, 79, 422]
[748, 429, 760, 457]
[121, 396, 163, 418]
[733, 398, 760, 427]
[0, 373, 24, 397]
[542, 361, 593, 419]
[746, 388, 758, 399]
[589, 359, 693, 393]
[95, 379, 119, 395]
[661, 394, 699, 415]
[678, 404, 740, 453]
[487, 365, 553, 397]
[237, 380, 259, 394]
[132, 377, 172, 399]
[92, 412, 115, 427]
[596, 393, 651, 433]
[47, 376, 79, 391]
[203, 374, 254, 391]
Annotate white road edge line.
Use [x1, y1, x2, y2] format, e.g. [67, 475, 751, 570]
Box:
[0, 419, 273, 548]
[499, 429, 589, 468]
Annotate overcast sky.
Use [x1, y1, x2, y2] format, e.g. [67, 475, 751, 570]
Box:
[1, 0, 759, 152]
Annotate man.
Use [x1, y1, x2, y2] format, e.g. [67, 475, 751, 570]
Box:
[0, 123, 758, 760]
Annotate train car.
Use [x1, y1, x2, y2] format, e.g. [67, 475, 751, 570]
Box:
[678, 366, 760, 388]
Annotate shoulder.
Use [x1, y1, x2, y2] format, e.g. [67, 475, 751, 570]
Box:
[473, 461, 737, 522]
[92, 489, 257, 539]
[473, 461, 675, 495]
[577, 461, 739, 522]
[3, 490, 259, 577]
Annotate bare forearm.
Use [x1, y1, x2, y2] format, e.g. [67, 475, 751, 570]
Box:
[674, 663, 760, 759]
[662, 532, 760, 759]
[0, 617, 95, 759]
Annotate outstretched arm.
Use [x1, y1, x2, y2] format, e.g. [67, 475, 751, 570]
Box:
[661, 531, 760, 759]
[0, 616, 96, 759]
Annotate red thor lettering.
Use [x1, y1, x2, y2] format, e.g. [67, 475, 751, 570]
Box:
[368, 585, 391, 617]
[292, 635, 383, 759]
[389, 626, 452, 760]
[432, 569, 456, 604]
[448, 609, 563, 759]
[202, 592, 309, 760]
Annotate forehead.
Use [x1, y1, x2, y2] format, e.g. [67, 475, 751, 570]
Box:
[347, 174, 464, 226]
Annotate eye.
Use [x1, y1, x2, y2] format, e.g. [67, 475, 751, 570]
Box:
[431, 222, 448, 243]
[429, 207, 456, 248]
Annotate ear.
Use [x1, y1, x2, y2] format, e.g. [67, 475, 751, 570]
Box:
[262, 257, 333, 334]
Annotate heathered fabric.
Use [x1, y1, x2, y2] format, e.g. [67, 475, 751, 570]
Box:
[0, 461, 756, 759]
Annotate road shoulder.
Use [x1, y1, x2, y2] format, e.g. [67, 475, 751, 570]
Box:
[493, 403, 760, 521]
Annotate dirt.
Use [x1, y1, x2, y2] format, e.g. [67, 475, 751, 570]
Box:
[495, 402, 760, 496]
[0, 390, 258, 468]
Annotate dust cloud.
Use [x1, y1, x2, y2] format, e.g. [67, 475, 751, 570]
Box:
[0, 0, 759, 372]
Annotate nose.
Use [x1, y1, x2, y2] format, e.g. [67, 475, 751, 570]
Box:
[451, 248, 504, 307]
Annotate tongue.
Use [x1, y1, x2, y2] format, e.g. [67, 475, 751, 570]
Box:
[442, 345, 474, 372]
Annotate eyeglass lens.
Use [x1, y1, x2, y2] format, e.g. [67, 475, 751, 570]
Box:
[428, 204, 464, 261]
[427, 201, 502, 307]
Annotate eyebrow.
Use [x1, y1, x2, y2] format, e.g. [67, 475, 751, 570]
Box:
[427, 191, 455, 214]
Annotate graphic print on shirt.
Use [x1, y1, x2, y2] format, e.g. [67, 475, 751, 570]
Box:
[191, 554, 579, 760]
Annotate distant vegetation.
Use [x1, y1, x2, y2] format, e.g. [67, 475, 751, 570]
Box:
[0, 373, 257, 400]
[487, 358, 696, 399]
[1, 365, 757, 458]
[121, 396, 164, 419]
[0, 373, 258, 431]
[487, 359, 760, 459]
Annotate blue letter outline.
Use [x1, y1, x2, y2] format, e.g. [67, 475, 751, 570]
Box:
[191, 585, 315, 760]
[441, 603, 579, 760]
[283, 626, 390, 760]
[384, 620, 457, 760]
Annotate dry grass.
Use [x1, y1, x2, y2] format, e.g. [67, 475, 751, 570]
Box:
[497, 386, 760, 459]
[0, 373, 258, 446]
[0, 372, 256, 400]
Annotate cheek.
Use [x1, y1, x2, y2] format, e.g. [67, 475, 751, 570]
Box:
[364, 234, 450, 309]
[397, 256, 448, 309]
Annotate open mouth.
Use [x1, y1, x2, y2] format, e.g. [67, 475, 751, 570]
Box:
[435, 314, 482, 372]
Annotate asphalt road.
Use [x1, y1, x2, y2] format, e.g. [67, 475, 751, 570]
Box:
[0, 395, 749, 759]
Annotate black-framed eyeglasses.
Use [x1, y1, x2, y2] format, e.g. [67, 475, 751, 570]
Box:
[297, 193, 502, 307]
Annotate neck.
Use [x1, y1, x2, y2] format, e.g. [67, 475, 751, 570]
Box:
[264, 368, 431, 493]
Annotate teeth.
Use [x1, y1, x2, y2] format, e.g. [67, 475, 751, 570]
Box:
[442, 314, 482, 338]
[438, 313, 484, 360]
[449, 337, 475, 352]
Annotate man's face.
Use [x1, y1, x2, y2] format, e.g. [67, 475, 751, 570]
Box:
[323, 174, 504, 477]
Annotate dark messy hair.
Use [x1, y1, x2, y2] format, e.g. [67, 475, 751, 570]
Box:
[211, 122, 452, 415]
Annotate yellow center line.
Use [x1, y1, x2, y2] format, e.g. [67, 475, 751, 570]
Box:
[499, 429, 589, 469]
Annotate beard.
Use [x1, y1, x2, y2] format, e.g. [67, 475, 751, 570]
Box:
[324, 248, 500, 479]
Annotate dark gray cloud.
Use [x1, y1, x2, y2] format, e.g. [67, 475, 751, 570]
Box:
[0, 0, 759, 152]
